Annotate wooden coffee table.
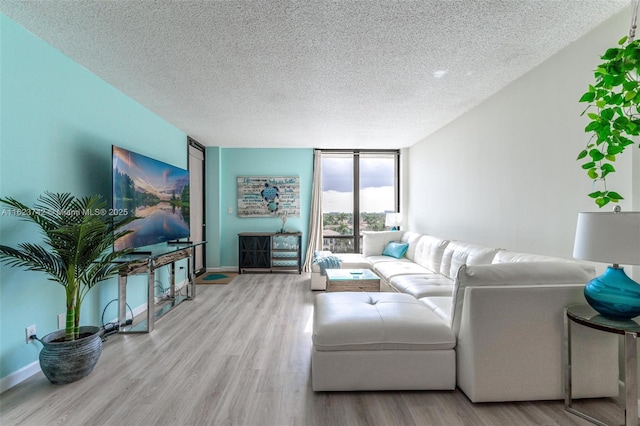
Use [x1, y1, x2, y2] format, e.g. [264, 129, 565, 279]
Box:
[325, 269, 380, 292]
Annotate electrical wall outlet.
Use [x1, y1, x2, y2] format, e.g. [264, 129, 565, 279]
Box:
[58, 313, 65, 330]
[25, 324, 36, 344]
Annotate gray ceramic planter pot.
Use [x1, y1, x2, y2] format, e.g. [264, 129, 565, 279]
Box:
[39, 325, 103, 385]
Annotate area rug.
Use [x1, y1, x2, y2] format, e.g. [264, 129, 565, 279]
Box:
[196, 272, 238, 285]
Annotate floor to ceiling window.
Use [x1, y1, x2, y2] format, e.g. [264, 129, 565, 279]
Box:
[321, 150, 400, 253]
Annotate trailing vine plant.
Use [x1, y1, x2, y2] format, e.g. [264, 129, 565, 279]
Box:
[578, 3, 640, 208]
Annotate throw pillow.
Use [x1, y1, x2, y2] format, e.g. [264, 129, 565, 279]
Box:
[382, 241, 409, 259]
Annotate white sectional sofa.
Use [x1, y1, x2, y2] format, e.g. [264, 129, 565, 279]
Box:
[311, 230, 619, 402]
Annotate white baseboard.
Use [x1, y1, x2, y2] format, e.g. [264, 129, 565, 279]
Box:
[0, 360, 41, 393]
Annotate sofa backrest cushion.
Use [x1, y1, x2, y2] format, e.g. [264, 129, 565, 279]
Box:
[492, 250, 573, 264]
[449, 262, 596, 335]
[413, 235, 450, 272]
[439, 241, 501, 279]
[362, 231, 404, 257]
[400, 231, 424, 261]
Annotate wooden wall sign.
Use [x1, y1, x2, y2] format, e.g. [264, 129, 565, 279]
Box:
[237, 176, 300, 217]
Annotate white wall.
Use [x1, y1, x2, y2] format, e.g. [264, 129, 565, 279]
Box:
[406, 7, 636, 263]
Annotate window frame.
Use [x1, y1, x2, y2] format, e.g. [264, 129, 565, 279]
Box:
[320, 149, 400, 253]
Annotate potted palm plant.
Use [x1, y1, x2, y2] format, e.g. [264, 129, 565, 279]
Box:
[0, 191, 138, 384]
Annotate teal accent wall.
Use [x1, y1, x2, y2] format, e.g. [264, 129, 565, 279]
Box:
[0, 14, 315, 384]
[217, 148, 313, 268]
[0, 15, 187, 379]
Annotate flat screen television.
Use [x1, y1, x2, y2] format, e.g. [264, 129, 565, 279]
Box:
[112, 145, 190, 251]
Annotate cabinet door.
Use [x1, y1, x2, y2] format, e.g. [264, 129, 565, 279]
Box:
[239, 235, 271, 270]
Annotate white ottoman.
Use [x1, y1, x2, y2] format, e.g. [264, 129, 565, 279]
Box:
[312, 292, 456, 391]
[310, 253, 373, 290]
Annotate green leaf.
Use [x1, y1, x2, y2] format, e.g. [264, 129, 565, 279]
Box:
[579, 92, 596, 102]
[608, 191, 623, 201]
[618, 35, 628, 45]
[610, 93, 623, 105]
[620, 136, 635, 146]
[625, 90, 637, 101]
[622, 60, 636, 72]
[588, 191, 603, 199]
[589, 149, 605, 161]
[614, 115, 630, 126]
[596, 126, 611, 142]
[624, 41, 639, 55]
[595, 197, 610, 207]
[603, 48, 620, 60]
[585, 121, 600, 132]
[603, 74, 614, 87]
[582, 161, 596, 169]
[600, 108, 615, 121]
[587, 168, 599, 179]
[587, 112, 600, 120]
[605, 154, 617, 161]
[613, 59, 625, 72]
[576, 150, 588, 160]
[600, 164, 613, 178]
[625, 120, 640, 135]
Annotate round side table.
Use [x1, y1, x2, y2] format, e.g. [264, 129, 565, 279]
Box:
[564, 304, 640, 426]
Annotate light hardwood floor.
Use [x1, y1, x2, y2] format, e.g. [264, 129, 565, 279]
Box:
[0, 273, 622, 425]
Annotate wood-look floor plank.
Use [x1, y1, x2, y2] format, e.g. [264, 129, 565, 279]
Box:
[0, 272, 619, 425]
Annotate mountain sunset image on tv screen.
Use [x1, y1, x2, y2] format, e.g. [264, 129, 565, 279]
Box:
[112, 146, 190, 251]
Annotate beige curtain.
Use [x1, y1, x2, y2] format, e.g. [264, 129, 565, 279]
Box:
[303, 149, 323, 272]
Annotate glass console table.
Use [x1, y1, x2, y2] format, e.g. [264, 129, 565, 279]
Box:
[564, 304, 640, 426]
[115, 241, 206, 333]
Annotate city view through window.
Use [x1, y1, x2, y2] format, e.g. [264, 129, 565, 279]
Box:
[322, 151, 399, 253]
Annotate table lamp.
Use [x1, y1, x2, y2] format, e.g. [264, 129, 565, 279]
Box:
[385, 212, 402, 231]
[573, 208, 640, 320]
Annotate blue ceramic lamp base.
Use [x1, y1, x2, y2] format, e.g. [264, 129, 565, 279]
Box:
[584, 266, 640, 320]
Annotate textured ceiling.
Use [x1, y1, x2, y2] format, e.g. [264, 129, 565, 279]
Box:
[0, 1, 631, 148]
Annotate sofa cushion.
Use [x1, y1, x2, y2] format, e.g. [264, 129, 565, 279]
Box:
[439, 241, 501, 279]
[310, 252, 372, 273]
[399, 231, 424, 261]
[335, 253, 372, 269]
[382, 241, 409, 259]
[419, 296, 453, 322]
[450, 262, 596, 335]
[366, 254, 409, 264]
[313, 292, 455, 351]
[413, 235, 450, 272]
[492, 250, 573, 264]
[389, 275, 454, 299]
[362, 230, 404, 257]
[373, 260, 432, 282]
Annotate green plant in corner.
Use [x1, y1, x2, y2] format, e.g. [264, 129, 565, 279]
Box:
[0, 191, 138, 341]
[578, 30, 640, 208]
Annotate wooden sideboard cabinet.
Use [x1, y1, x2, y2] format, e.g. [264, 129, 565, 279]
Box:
[238, 232, 302, 274]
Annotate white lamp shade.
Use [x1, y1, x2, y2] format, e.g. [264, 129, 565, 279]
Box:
[385, 212, 402, 227]
[573, 211, 640, 266]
